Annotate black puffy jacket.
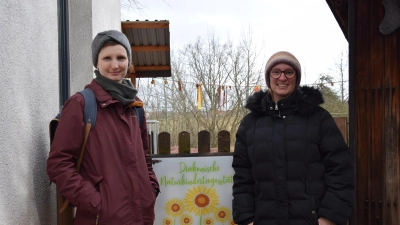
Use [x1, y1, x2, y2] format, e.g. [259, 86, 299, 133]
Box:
[232, 86, 354, 225]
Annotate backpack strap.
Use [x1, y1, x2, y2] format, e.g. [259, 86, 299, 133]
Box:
[79, 88, 97, 129]
[59, 121, 91, 213]
[59, 88, 97, 213]
[134, 107, 143, 126]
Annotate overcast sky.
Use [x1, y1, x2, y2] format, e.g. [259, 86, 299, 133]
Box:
[122, 0, 348, 85]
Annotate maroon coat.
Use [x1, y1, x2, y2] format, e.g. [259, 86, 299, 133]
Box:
[47, 80, 159, 225]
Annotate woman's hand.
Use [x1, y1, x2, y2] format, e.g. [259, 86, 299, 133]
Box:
[318, 217, 336, 225]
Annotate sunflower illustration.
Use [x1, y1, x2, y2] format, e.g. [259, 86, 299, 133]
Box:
[180, 214, 193, 225]
[162, 217, 173, 225]
[214, 206, 231, 223]
[165, 198, 185, 218]
[184, 186, 219, 216]
[203, 217, 215, 225]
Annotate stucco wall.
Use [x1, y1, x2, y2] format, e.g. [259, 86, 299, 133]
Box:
[0, 1, 59, 224]
[69, 0, 94, 95]
[92, 0, 122, 37]
[69, 0, 122, 95]
[0, 0, 121, 224]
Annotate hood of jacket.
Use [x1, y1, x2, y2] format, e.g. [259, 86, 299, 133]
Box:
[245, 86, 324, 116]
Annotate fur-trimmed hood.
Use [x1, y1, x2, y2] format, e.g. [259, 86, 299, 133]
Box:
[245, 86, 324, 116]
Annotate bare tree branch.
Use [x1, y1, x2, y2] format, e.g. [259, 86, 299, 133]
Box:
[139, 30, 263, 148]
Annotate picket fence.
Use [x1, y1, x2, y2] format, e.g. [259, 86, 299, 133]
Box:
[150, 117, 348, 155]
[153, 130, 231, 154]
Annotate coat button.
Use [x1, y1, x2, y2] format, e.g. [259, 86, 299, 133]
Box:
[282, 116, 286, 118]
[312, 211, 316, 215]
[269, 107, 273, 110]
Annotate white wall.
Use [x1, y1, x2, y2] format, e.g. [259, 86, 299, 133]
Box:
[69, 0, 122, 95]
[69, 0, 94, 94]
[0, 0, 121, 224]
[92, 0, 122, 37]
[0, 1, 59, 224]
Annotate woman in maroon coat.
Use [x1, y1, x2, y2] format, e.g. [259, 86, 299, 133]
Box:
[47, 30, 159, 225]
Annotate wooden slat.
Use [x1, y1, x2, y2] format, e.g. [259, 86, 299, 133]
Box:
[217, 130, 230, 152]
[354, 0, 371, 222]
[198, 130, 210, 153]
[158, 132, 170, 154]
[131, 45, 170, 52]
[178, 131, 190, 154]
[383, 25, 400, 225]
[384, 85, 399, 225]
[333, 117, 348, 143]
[134, 65, 171, 71]
[122, 21, 169, 29]
[369, 0, 385, 223]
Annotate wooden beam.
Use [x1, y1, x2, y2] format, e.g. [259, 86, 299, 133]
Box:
[124, 74, 137, 87]
[326, 0, 349, 40]
[121, 21, 169, 29]
[126, 72, 171, 78]
[135, 65, 171, 71]
[125, 73, 136, 79]
[131, 45, 170, 52]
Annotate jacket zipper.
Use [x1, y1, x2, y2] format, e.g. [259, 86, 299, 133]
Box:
[274, 102, 281, 117]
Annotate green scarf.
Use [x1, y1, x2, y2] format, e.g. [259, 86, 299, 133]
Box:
[94, 70, 138, 106]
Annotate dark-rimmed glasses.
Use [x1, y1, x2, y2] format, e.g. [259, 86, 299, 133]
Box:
[270, 69, 296, 79]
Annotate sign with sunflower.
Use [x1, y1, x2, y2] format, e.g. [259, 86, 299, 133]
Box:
[153, 155, 235, 225]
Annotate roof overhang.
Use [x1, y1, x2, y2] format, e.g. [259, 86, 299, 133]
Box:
[326, 0, 349, 40]
[121, 20, 171, 78]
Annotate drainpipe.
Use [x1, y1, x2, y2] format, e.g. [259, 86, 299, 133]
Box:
[58, 0, 70, 108]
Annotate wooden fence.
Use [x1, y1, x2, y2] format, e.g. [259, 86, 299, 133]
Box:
[151, 117, 348, 154]
[155, 130, 231, 154]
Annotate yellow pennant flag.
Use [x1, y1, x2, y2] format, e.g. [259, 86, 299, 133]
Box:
[196, 84, 202, 110]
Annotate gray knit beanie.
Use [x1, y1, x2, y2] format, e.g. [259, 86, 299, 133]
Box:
[91, 30, 132, 67]
[265, 51, 301, 88]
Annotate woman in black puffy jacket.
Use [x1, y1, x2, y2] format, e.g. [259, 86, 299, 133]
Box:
[232, 51, 354, 225]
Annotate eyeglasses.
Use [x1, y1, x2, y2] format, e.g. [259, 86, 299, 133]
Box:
[270, 69, 296, 79]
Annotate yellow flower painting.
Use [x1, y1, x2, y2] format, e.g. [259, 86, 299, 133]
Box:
[165, 198, 185, 218]
[184, 186, 219, 216]
[203, 217, 214, 225]
[180, 214, 193, 225]
[214, 206, 231, 223]
[162, 217, 173, 225]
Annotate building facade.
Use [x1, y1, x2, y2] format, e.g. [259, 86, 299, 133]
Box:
[0, 0, 121, 223]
